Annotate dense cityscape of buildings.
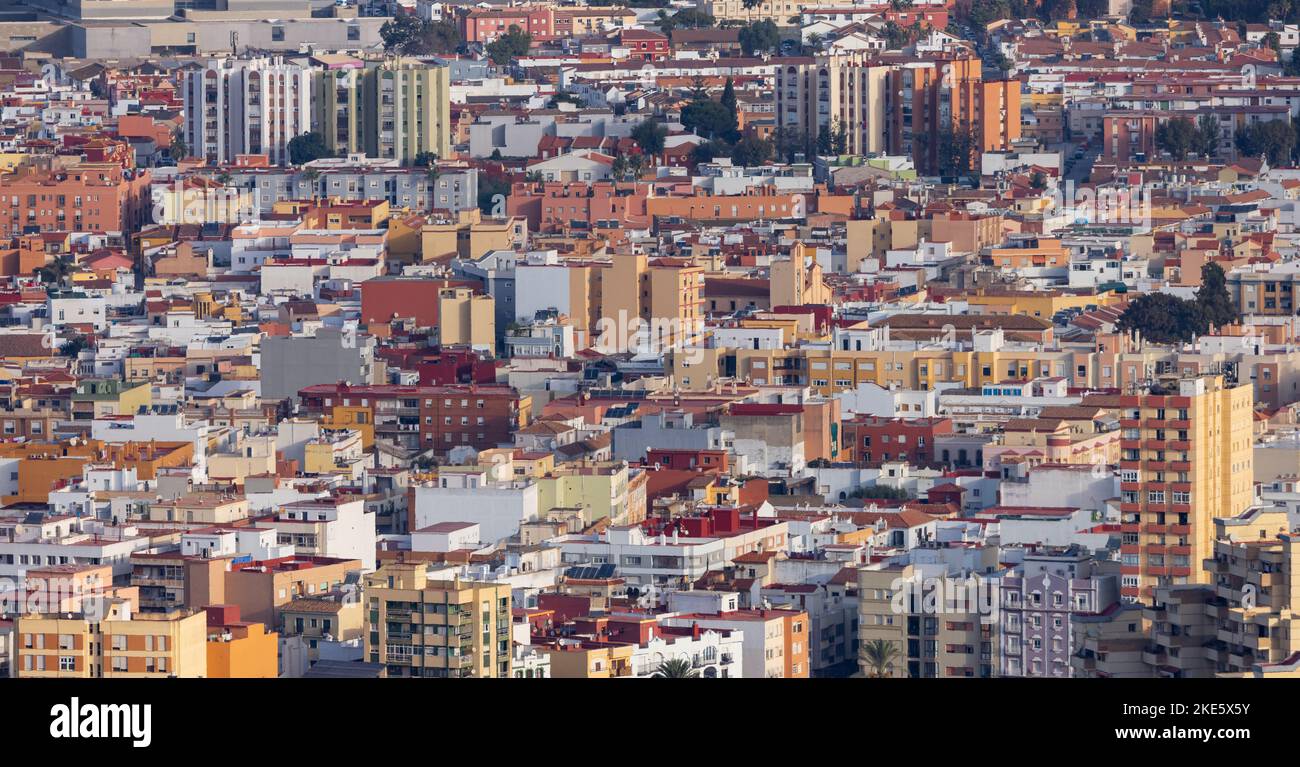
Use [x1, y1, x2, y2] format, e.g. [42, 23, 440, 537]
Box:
[0, 0, 1298, 682]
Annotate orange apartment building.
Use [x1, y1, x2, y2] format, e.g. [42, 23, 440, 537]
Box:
[204, 604, 279, 678]
[0, 163, 152, 237]
[1118, 374, 1254, 600]
[888, 57, 1021, 174]
[0, 440, 194, 505]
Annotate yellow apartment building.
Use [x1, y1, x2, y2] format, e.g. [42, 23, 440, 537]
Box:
[1202, 507, 1300, 676]
[14, 601, 207, 678]
[421, 213, 526, 263]
[540, 641, 636, 678]
[535, 462, 646, 527]
[438, 287, 496, 353]
[601, 253, 705, 350]
[859, 564, 995, 679]
[146, 493, 250, 525]
[1118, 374, 1254, 601]
[770, 243, 830, 308]
[280, 596, 365, 664]
[364, 562, 512, 678]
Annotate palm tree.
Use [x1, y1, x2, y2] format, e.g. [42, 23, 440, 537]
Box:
[862, 639, 901, 678]
[34, 256, 73, 287]
[651, 658, 699, 678]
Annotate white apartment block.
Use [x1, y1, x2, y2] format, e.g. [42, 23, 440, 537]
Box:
[184, 57, 314, 167]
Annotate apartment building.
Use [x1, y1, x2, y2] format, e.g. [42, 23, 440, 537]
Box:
[264, 497, 377, 571]
[216, 555, 363, 628]
[297, 383, 530, 456]
[363, 562, 512, 678]
[775, 53, 891, 156]
[14, 599, 207, 678]
[1117, 374, 1254, 600]
[600, 254, 706, 352]
[998, 548, 1121, 678]
[887, 57, 1021, 175]
[1143, 583, 1217, 678]
[0, 162, 152, 237]
[1203, 507, 1300, 676]
[1071, 603, 1152, 678]
[280, 595, 365, 664]
[183, 57, 313, 166]
[662, 607, 810, 678]
[461, 6, 556, 43]
[204, 604, 278, 679]
[1227, 260, 1300, 316]
[314, 61, 452, 164]
[859, 563, 997, 678]
[437, 287, 496, 353]
[701, 0, 805, 23]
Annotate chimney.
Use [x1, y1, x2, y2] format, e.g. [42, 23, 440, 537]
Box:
[692, 621, 701, 641]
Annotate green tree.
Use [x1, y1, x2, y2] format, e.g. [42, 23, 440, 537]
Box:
[936, 124, 976, 177]
[1195, 114, 1221, 158]
[59, 334, 87, 358]
[656, 9, 677, 34]
[1155, 116, 1198, 161]
[882, 21, 913, 49]
[413, 151, 438, 167]
[287, 132, 330, 165]
[690, 138, 732, 165]
[651, 658, 700, 678]
[1235, 119, 1297, 165]
[169, 128, 187, 161]
[1116, 292, 1208, 344]
[631, 118, 668, 155]
[861, 639, 901, 678]
[1030, 170, 1047, 189]
[487, 25, 532, 66]
[672, 8, 715, 28]
[850, 484, 913, 500]
[830, 119, 848, 154]
[1195, 262, 1238, 329]
[731, 135, 773, 166]
[424, 20, 462, 54]
[720, 77, 737, 120]
[1287, 46, 1300, 77]
[773, 125, 808, 163]
[738, 19, 780, 55]
[681, 99, 738, 140]
[380, 14, 425, 54]
[968, 0, 1014, 26]
[35, 256, 72, 287]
